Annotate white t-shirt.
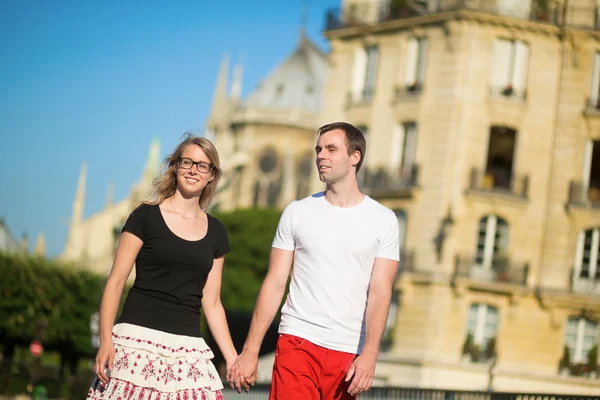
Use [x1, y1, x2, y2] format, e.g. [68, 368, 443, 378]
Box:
[272, 192, 400, 354]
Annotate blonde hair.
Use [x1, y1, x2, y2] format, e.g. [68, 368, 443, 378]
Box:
[139, 133, 222, 211]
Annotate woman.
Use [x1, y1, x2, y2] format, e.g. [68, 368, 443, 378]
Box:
[88, 134, 237, 400]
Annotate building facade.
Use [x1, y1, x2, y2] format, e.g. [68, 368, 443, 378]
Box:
[313, 0, 600, 394]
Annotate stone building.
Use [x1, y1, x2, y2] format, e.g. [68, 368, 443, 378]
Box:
[301, 0, 600, 394]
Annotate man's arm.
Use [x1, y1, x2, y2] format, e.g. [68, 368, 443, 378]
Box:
[227, 248, 294, 391]
[346, 257, 398, 396]
[362, 257, 399, 356]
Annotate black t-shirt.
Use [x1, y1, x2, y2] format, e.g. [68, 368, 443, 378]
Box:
[116, 203, 230, 337]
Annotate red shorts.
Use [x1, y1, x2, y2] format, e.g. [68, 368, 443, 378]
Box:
[269, 334, 357, 400]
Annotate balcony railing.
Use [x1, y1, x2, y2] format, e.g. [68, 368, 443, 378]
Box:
[586, 97, 600, 113]
[397, 249, 415, 277]
[359, 165, 419, 197]
[347, 88, 375, 106]
[394, 83, 424, 101]
[570, 267, 600, 296]
[222, 384, 600, 400]
[489, 85, 527, 101]
[324, 0, 566, 32]
[468, 167, 529, 199]
[453, 255, 528, 286]
[568, 181, 600, 208]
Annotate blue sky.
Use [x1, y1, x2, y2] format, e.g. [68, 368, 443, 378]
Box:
[0, 0, 339, 257]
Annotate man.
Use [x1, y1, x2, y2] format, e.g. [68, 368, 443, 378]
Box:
[227, 122, 400, 399]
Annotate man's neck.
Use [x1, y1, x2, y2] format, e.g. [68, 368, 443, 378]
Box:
[324, 178, 364, 208]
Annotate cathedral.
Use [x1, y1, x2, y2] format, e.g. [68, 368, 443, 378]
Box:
[60, 138, 161, 277]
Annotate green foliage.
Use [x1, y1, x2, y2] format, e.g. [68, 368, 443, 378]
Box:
[213, 208, 283, 313]
[0, 252, 104, 357]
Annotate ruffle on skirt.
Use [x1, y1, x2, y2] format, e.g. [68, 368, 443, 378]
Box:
[87, 323, 224, 400]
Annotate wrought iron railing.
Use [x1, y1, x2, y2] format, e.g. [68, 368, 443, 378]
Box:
[222, 384, 600, 400]
[394, 83, 424, 100]
[324, 0, 568, 32]
[359, 165, 419, 197]
[570, 267, 600, 297]
[568, 181, 600, 208]
[397, 249, 415, 277]
[347, 88, 376, 106]
[586, 97, 600, 112]
[469, 167, 529, 199]
[453, 255, 528, 286]
[489, 85, 527, 101]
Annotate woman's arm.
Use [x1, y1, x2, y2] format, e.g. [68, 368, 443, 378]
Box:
[201, 256, 237, 366]
[95, 232, 142, 383]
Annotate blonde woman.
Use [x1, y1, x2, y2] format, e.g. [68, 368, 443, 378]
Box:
[88, 134, 237, 400]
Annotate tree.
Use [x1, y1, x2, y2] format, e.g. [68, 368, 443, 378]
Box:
[213, 208, 283, 313]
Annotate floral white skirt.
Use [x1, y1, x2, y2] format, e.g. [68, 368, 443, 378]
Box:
[87, 323, 224, 400]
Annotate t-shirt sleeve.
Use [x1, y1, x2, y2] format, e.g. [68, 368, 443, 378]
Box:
[121, 204, 148, 241]
[271, 202, 296, 251]
[213, 218, 230, 258]
[375, 211, 400, 262]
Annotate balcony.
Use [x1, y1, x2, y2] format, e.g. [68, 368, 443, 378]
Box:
[359, 165, 419, 198]
[489, 84, 527, 102]
[570, 268, 600, 297]
[453, 255, 529, 286]
[585, 97, 600, 115]
[393, 83, 424, 102]
[467, 167, 529, 199]
[324, 0, 564, 33]
[347, 89, 375, 107]
[568, 181, 600, 209]
[397, 249, 415, 277]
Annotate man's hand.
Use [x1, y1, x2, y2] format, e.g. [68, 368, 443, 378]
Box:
[226, 350, 259, 393]
[345, 352, 377, 396]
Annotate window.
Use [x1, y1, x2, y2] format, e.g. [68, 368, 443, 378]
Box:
[575, 228, 600, 281]
[391, 122, 418, 178]
[351, 45, 379, 102]
[565, 317, 598, 363]
[580, 140, 600, 204]
[465, 304, 499, 360]
[491, 39, 529, 99]
[475, 215, 509, 269]
[275, 83, 284, 98]
[404, 37, 427, 92]
[485, 126, 517, 190]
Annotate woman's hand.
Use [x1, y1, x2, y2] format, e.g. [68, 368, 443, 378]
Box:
[94, 342, 115, 385]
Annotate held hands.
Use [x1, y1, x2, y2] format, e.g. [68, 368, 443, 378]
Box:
[94, 342, 115, 385]
[345, 352, 377, 396]
[226, 351, 259, 393]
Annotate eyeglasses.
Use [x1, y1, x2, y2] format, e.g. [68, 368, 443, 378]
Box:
[178, 157, 213, 174]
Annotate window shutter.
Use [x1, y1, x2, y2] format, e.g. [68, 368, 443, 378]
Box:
[404, 38, 418, 87]
[352, 47, 367, 101]
[512, 41, 530, 96]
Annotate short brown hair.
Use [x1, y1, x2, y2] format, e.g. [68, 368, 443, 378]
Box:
[317, 122, 366, 173]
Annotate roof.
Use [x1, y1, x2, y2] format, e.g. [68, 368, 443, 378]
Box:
[242, 32, 328, 115]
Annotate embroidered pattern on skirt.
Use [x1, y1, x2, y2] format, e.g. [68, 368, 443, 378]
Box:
[87, 323, 223, 400]
[88, 377, 224, 400]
